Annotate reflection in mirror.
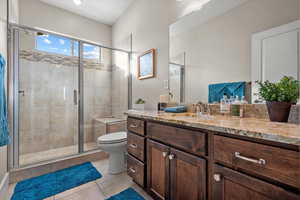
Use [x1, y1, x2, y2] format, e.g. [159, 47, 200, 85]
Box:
[169, 0, 300, 104]
[169, 52, 185, 103]
[169, 63, 185, 103]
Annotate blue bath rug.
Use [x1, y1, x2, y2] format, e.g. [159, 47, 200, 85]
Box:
[11, 162, 102, 200]
[106, 188, 145, 200]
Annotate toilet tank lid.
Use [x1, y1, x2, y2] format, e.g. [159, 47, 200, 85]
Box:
[97, 132, 127, 144]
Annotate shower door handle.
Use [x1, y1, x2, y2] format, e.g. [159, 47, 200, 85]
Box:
[19, 90, 25, 96]
[73, 90, 78, 105]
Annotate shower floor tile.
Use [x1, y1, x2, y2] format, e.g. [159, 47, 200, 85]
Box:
[19, 142, 98, 166]
[8, 159, 153, 200]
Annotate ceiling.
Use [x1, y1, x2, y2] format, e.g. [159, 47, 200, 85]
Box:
[39, 0, 136, 25]
[171, 0, 249, 36]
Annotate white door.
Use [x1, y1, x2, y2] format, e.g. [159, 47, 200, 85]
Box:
[251, 20, 300, 103]
[262, 30, 298, 82]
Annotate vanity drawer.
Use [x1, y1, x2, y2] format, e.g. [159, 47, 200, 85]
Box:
[147, 122, 206, 156]
[127, 154, 145, 187]
[127, 132, 145, 161]
[214, 135, 300, 189]
[127, 118, 145, 135]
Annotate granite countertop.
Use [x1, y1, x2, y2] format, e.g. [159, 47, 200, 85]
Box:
[125, 110, 300, 147]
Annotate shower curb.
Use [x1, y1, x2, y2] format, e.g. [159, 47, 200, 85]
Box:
[9, 150, 108, 184]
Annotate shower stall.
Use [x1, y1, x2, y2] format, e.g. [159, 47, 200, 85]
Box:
[8, 24, 131, 168]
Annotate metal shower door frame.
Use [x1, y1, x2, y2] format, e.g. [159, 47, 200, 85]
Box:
[7, 24, 132, 169]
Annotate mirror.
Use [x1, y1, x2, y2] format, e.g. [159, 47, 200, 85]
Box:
[169, 0, 300, 104]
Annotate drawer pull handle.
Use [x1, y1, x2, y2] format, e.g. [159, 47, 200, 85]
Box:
[234, 152, 266, 165]
[129, 144, 138, 149]
[214, 174, 222, 182]
[130, 124, 138, 128]
[162, 152, 168, 157]
[168, 154, 175, 160]
[129, 167, 136, 173]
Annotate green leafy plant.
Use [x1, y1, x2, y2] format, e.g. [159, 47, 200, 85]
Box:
[135, 98, 146, 104]
[256, 76, 299, 103]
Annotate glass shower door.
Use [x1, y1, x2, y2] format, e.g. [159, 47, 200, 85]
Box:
[17, 29, 79, 166]
[81, 42, 108, 152]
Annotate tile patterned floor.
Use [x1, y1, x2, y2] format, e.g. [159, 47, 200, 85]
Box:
[8, 159, 153, 200]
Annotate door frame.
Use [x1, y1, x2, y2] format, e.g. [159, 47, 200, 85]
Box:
[9, 27, 83, 168]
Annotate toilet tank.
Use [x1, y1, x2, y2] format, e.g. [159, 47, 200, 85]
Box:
[93, 118, 127, 142]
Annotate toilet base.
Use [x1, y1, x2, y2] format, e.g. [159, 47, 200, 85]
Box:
[108, 152, 126, 174]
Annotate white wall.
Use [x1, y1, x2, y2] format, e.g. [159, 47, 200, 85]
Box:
[19, 0, 112, 46]
[112, 0, 178, 110]
[9, 0, 19, 23]
[113, 0, 300, 107]
[171, 0, 299, 103]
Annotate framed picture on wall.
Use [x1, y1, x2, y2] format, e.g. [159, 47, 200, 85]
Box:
[137, 49, 156, 80]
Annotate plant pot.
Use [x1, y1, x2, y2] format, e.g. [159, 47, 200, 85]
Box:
[266, 101, 292, 122]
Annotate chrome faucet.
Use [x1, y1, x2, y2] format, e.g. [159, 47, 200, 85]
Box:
[196, 101, 211, 115]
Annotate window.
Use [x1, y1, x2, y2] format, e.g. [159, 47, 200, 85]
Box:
[36, 34, 72, 56]
[73, 42, 101, 61]
[36, 34, 101, 62]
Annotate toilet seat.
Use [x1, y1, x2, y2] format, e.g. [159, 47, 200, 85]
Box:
[97, 132, 127, 144]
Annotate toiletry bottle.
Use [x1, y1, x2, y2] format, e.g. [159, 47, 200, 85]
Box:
[229, 96, 235, 104]
[220, 95, 230, 115]
[241, 96, 248, 104]
[220, 96, 226, 114]
[234, 95, 240, 104]
[239, 96, 247, 117]
[231, 96, 241, 117]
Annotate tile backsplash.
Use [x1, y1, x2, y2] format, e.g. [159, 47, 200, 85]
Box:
[188, 103, 299, 124]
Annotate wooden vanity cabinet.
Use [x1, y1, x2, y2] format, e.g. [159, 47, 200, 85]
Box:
[213, 165, 299, 200]
[126, 117, 146, 188]
[147, 122, 206, 156]
[127, 155, 145, 187]
[214, 135, 300, 189]
[147, 140, 170, 200]
[126, 117, 300, 200]
[169, 148, 206, 200]
[147, 139, 207, 200]
[127, 118, 145, 135]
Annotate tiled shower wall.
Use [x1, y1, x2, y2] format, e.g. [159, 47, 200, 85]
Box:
[111, 50, 129, 119]
[19, 50, 113, 154]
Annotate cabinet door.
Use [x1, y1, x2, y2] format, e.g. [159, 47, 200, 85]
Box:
[147, 139, 170, 200]
[170, 148, 206, 200]
[213, 164, 299, 200]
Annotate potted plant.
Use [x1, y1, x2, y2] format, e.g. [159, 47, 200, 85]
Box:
[133, 98, 146, 111]
[256, 76, 299, 122]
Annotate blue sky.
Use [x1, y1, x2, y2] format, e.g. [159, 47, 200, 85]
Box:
[36, 34, 100, 59]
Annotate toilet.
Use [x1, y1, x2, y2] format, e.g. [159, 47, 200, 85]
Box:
[97, 132, 127, 174]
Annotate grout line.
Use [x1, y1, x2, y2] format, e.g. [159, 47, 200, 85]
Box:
[94, 180, 108, 198]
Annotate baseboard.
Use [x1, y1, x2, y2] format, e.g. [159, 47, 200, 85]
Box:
[0, 172, 9, 200]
